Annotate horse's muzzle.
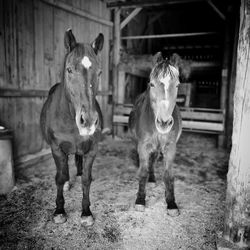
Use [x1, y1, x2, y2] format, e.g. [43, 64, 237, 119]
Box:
[155, 116, 174, 134]
[76, 112, 99, 136]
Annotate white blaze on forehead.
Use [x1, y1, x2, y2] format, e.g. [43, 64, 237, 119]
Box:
[81, 56, 92, 69]
[159, 73, 171, 90]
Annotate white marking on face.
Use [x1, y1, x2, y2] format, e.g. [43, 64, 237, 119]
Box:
[77, 125, 96, 136]
[159, 74, 171, 99]
[81, 56, 92, 69]
[160, 74, 171, 88]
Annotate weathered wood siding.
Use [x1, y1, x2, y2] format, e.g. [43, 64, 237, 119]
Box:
[0, 0, 111, 159]
[222, 0, 250, 247]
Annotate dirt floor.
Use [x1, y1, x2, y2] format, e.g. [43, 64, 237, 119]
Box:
[0, 133, 229, 250]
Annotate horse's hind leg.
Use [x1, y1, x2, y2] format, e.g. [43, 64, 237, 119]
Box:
[162, 144, 179, 217]
[51, 146, 69, 223]
[80, 149, 96, 226]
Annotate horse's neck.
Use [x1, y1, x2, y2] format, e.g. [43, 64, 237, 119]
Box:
[56, 82, 74, 120]
[138, 90, 155, 123]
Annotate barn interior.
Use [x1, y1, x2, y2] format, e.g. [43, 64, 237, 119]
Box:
[1, 0, 249, 249]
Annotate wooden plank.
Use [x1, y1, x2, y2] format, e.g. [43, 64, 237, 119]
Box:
[113, 115, 129, 124]
[114, 105, 132, 115]
[0, 0, 5, 87]
[43, 2, 55, 89]
[17, 0, 35, 89]
[121, 8, 142, 30]
[41, 0, 113, 27]
[182, 120, 224, 132]
[119, 64, 149, 78]
[0, 88, 48, 97]
[206, 0, 226, 20]
[4, 0, 18, 88]
[112, 8, 121, 104]
[107, 0, 205, 8]
[0, 88, 111, 97]
[34, 0, 44, 89]
[180, 110, 224, 121]
[15, 148, 51, 168]
[121, 32, 218, 40]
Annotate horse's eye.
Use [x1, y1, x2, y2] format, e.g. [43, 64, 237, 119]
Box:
[149, 82, 155, 88]
[67, 67, 72, 74]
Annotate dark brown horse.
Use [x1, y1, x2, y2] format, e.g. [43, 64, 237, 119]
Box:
[129, 52, 182, 216]
[40, 29, 104, 225]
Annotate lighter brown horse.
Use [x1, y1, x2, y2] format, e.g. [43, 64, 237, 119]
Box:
[129, 52, 182, 216]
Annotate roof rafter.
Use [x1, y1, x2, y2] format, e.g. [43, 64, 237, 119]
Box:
[107, 0, 206, 9]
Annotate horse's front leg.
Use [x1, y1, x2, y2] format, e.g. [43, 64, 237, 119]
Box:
[80, 148, 96, 226]
[51, 146, 69, 223]
[135, 143, 152, 211]
[162, 144, 179, 217]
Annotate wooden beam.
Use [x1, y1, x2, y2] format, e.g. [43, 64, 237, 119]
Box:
[107, 0, 205, 9]
[218, 5, 231, 147]
[41, 0, 113, 27]
[119, 63, 149, 78]
[121, 8, 142, 30]
[0, 88, 48, 97]
[207, 0, 226, 20]
[0, 88, 111, 97]
[112, 8, 121, 136]
[121, 32, 218, 40]
[182, 120, 224, 132]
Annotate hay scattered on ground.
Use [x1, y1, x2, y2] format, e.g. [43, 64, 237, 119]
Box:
[0, 133, 229, 249]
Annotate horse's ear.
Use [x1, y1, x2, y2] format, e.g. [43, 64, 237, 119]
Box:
[169, 53, 181, 69]
[64, 29, 77, 52]
[153, 52, 163, 65]
[170, 53, 191, 81]
[91, 33, 104, 54]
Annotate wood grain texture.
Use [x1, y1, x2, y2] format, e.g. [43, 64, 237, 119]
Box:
[223, 0, 250, 247]
[0, 0, 111, 159]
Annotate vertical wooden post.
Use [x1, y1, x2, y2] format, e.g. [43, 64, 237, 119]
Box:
[112, 8, 121, 136]
[219, 7, 231, 148]
[226, 12, 239, 148]
[218, 0, 250, 249]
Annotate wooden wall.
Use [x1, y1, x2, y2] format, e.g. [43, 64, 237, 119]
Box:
[0, 0, 111, 159]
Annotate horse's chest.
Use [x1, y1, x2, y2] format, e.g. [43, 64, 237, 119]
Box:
[59, 138, 93, 155]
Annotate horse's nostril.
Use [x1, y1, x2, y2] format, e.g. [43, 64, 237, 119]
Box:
[157, 117, 173, 128]
[94, 117, 99, 126]
[80, 115, 85, 125]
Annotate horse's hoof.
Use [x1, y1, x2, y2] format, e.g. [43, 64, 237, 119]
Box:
[81, 215, 94, 226]
[135, 204, 145, 212]
[53, 213, 67, 224]
[63, 181, 70, 192]
[167, 209, 180, 217]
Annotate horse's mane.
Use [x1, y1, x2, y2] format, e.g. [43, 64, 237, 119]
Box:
[150, 60, 179, 83]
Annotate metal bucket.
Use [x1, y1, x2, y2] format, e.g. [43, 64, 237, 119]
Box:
[0, 127, 15, 194]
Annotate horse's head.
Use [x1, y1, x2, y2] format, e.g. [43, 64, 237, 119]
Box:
[63, 29, 104, 136]
[149, 52, 180, 134]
